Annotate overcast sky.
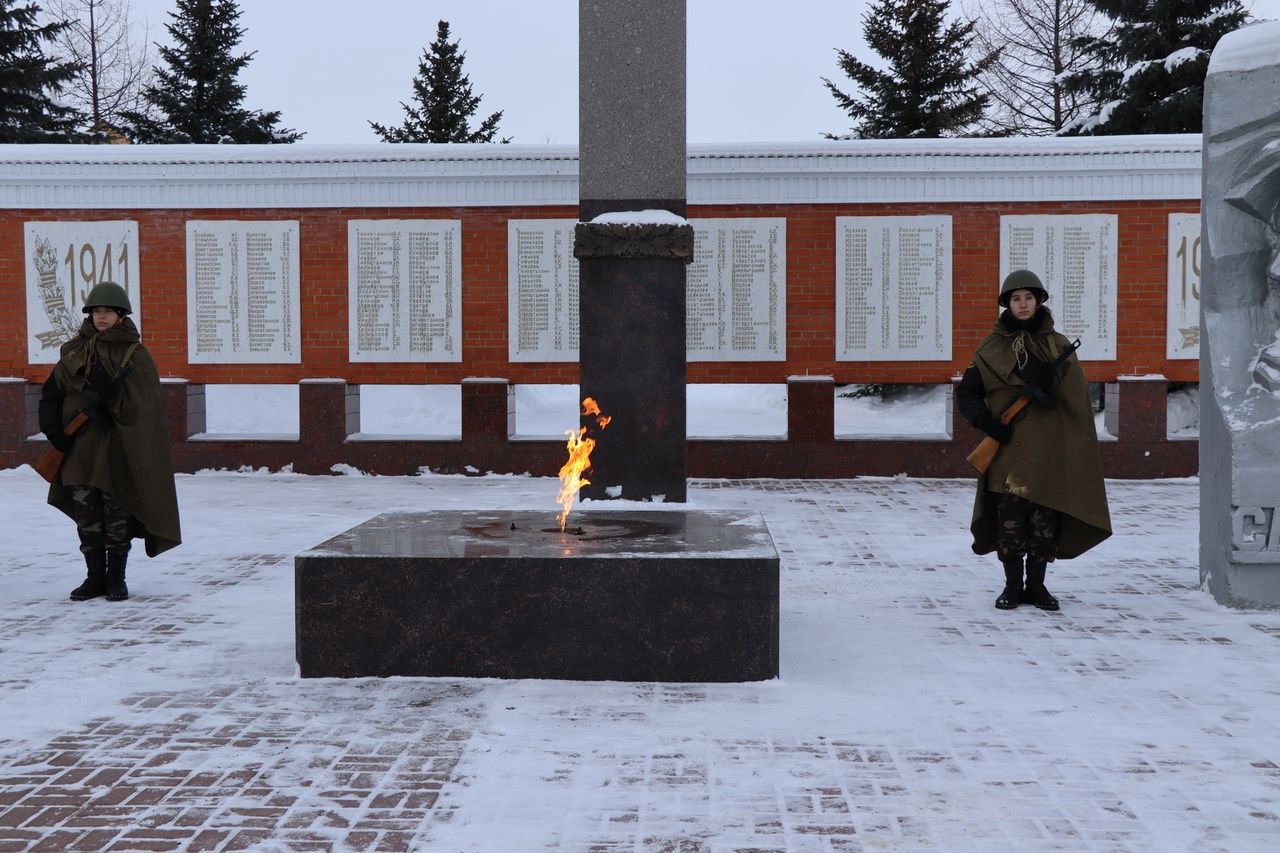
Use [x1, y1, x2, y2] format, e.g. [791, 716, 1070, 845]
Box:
[122, 0, 1280, 145]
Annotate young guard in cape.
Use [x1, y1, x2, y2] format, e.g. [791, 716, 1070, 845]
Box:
[39, 282, 181, 601]
[955, 270, 1111, 611]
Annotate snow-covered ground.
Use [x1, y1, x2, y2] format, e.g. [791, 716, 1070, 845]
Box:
[5, 455, 1279, 850]
[3, 382, 1243, 850]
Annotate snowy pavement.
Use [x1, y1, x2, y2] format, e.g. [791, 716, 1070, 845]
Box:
[1, 468, 1278, 852]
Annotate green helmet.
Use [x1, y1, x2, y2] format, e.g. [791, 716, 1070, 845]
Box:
[82, 281, 132, 315]
[998, 269, 1048, 307]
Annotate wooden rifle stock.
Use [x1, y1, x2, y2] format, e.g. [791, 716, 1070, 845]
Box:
[964, 337, 1082, 474]
[965, 395, 1031, 474]
[34, 409, 89, 484]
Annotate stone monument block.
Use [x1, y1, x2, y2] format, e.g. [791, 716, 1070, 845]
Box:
[295, 509, 780, 681]
[1201, 20, 1280, 607]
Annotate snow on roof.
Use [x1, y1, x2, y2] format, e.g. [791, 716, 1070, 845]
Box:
[1208, 20, 1280, 74]
[0, 136, 1203, 166]
[0, 136, 1204, 208]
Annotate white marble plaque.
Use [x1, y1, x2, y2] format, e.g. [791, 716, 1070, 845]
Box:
[24, 221, 140, 364]
[348, 220, 462, 363]
[1000, 214, 1117, 360]
[508, 219, 579, 362]
[187, 220, 300, 364]
[1166, 213, 1201, 360]
[835, 216, 952, 361]
[686, 218, 786, 362]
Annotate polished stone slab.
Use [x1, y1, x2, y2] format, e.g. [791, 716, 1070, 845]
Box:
[295, 509, 779, 681]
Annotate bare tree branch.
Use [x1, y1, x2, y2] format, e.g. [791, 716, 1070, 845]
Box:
[962, 0, 1110, 135]
[43, 0, 154, 139]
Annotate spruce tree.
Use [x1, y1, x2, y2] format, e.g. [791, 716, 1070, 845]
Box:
[0, 0, 82, 142]
[370, 20, 506, 143]
[1060, 0, 1248, 135]
[822, 0, 994, 139]
[123, 0, 299, 143]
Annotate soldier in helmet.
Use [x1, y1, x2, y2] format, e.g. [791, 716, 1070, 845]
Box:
[38, 282, 181, 602]
[955, 270, 1111, 611]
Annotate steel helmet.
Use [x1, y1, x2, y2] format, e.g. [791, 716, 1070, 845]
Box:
[998, 270, 1048, 307]
[82, 281, 132, 315]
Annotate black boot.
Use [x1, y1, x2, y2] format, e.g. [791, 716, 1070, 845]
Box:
[995, 556, 1023, 610]
[104, 551, 129, 601]
[1022, 556, 1059, 611]
[70, 551, 107, 601]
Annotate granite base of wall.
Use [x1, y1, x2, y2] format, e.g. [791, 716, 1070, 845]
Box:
[0, 375, 1195, 479]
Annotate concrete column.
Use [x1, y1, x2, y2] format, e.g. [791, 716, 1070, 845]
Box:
[576, 0, 689, 503]
[579, 0, 686, 220]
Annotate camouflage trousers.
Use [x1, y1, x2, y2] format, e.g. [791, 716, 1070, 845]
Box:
[67, 485, 133, 556]
[995, 493, 1059, 562]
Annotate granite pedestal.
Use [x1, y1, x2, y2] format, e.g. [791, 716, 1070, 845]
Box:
[295, 509, 779, 681]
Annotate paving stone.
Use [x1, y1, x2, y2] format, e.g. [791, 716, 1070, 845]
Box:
[4, 477, 1280, 850]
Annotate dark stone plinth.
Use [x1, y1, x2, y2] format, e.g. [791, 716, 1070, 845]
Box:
[577, 251, 688, 503]
[295, 509, 779, 682]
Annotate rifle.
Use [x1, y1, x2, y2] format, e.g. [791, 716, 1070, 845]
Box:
[34, 409, 91, 483]
[34, 345, 138, 484]
[965, 338, 1082, 474]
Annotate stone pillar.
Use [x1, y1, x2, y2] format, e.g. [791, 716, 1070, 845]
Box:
[297, 379, 357, 475]
[787, 376, 835, 443]
[0, 379, 26, 460]
[575, 0, 689, 503]
[1201, 20, 1280, 607]
[461, 377, 513, 450]
[1104, 377, 1168, 443]
[161, 379, 200, 444]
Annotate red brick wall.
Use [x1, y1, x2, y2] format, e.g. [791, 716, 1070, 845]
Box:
[1, 200, 1200, 385]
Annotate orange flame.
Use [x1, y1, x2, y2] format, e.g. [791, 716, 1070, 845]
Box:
[556, 397, 611, 530]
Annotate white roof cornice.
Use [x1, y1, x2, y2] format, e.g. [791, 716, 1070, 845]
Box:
[0, 136, 1202, 209]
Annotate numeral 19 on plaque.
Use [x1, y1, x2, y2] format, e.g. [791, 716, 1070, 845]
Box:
[1175, 234, 1201, 304]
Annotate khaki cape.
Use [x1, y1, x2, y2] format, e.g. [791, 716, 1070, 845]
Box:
[48, 318, 182, 557]
[969, 313, 1111, 560]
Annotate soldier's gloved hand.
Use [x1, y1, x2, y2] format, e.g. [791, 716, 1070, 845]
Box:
[1018, 358, 1057, 393]
[85, 403, 113, 430]
[976, 409, 1012, 444]
[44, 429, 74, 452]
[87, 361, 118, 399]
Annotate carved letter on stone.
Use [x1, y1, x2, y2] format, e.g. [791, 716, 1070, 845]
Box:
[1231, 506, 1271, 551]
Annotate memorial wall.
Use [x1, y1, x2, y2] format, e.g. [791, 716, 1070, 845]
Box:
[15, 206, 1200, 384]
[5, 202, 1198, 389]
